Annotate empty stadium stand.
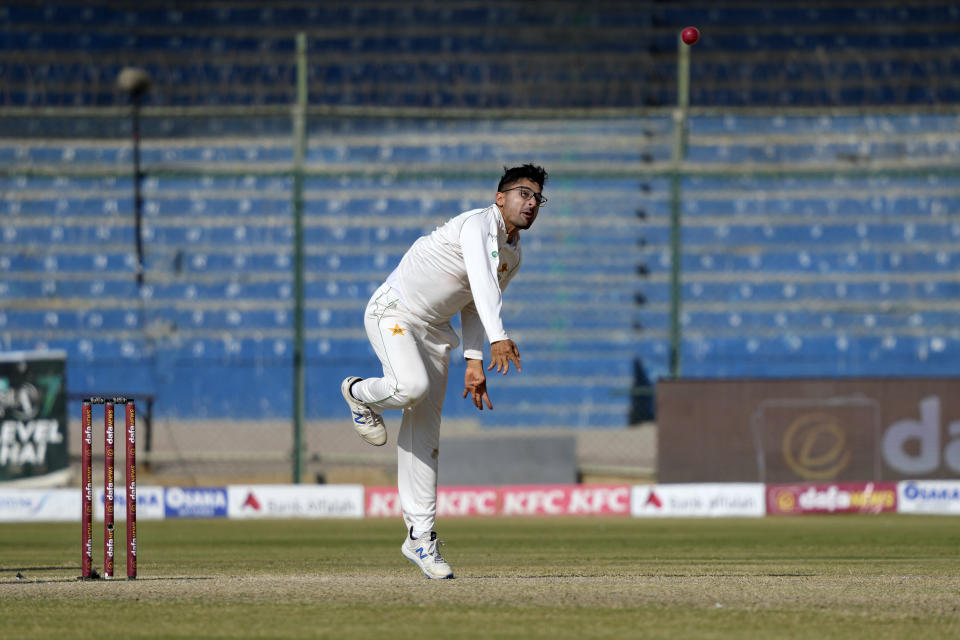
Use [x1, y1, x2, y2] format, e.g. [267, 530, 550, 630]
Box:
[1, 1, 958, 108]
[2, 2, 960, 428]
[3, 108, 960, 425]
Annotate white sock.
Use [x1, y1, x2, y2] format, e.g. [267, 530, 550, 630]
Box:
[411, 529, 427, 540]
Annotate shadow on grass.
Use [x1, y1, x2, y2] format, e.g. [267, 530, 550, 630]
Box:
[0, 575, 216, 585]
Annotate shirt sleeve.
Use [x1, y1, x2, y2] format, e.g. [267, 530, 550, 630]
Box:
[459, 212, 509, 346]
[460, 301, 485, 360]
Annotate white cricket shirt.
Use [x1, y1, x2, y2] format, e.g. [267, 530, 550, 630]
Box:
[385, 204, 521, 360]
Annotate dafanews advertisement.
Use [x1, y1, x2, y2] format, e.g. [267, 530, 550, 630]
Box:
[0, 351, 69, 484]
[766, 482, 898, 515]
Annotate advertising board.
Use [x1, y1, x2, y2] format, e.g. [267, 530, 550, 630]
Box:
[658, 379, 960, 482]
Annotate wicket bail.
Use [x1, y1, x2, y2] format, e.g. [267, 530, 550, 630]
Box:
[81, 397, 137, 580]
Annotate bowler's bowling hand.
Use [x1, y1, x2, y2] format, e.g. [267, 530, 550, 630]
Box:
[488, 339, 521, 375]
[463, 359, 493, 410]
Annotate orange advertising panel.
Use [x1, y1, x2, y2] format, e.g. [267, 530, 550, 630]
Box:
[766, 482, 897, 515]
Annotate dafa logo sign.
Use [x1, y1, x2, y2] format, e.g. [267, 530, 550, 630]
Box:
[754, 399, 881, 483]
[780, 413, 852, 480]
[0, 351, 69, 482]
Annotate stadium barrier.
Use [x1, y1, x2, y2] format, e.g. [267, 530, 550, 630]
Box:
[3, 480, 960, 522]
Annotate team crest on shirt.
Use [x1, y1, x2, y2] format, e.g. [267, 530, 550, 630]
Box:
[390, 323, 406, 336]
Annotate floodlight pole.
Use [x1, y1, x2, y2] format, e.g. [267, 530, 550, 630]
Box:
[117, 68, 151, 289]
[132, 94, 144, 287]
[291, 33, 308, 483]
[668, 34, 691, 379]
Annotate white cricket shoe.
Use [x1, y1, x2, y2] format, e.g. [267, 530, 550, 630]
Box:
[340, 377, 387, 446]
[402, 528, 454, 579]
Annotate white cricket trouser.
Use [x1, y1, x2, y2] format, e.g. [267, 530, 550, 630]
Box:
[351, 283, 458, 534]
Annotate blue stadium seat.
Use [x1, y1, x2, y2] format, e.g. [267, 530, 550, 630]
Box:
[4, 105, 960, 424]
[2, 3, 958, 108]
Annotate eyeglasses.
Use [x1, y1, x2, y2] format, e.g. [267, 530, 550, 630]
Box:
[501, 186, 547, 207]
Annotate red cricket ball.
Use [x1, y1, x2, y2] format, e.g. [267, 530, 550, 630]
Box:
[681, 26, 700, 46]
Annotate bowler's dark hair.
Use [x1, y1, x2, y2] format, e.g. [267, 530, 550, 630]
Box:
[497, 164, 548, 192]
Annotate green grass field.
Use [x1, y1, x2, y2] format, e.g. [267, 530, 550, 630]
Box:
[2, 516, 959, 639]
